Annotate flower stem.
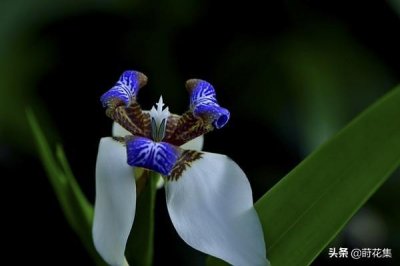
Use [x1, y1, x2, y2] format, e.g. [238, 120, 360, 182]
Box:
[125, 171, 158, 266]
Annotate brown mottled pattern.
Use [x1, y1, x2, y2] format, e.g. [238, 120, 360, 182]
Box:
[105, 98, 125, 109]
[185, 79, 198, 93]
[106, 106, 143, 136]
[164, 111, 214, 146]
[105, 97, 151, 138]
[164, 114, 180, 140]
[168, 150, 203, 181]
[125, 100, 151, 137]
[136, 72, 149, 89]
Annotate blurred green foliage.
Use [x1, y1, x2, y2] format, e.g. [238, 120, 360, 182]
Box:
[26, 109, 103, 264]
[389, 0, 400, 17]
[2, 0, 400, 265]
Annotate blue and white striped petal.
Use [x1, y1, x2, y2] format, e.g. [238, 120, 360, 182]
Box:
[126, 136, 180, 176]
[194, 103, 230, 129]
[101, 70, 147, 107]
[188, 79, 217, 103]
[165, 152, 269, 266]
[186, 79, 230, 129]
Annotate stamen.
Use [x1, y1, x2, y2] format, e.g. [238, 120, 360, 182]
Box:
[150, 96, 170, 141]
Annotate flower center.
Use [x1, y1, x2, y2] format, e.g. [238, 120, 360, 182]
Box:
[150, 96, 170, 142]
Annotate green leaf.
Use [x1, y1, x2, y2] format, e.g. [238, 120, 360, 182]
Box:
[208, 85, 400, 266]
[26, 108, 107, 266]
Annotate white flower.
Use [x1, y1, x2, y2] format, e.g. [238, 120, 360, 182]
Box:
[93, 71, 269, 266]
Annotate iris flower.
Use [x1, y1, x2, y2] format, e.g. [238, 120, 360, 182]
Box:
[93, 71, 269, 266]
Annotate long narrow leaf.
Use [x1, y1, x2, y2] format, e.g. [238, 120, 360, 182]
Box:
[26, 109, 106, 266]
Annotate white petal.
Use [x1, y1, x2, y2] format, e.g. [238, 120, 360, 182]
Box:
[93, 137, 135, 266]
[112, 122, 131, 137]
[180, 135, 204, 151]
[165, 152, 268, 266]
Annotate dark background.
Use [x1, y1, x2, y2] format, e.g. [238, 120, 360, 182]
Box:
[1, 0, 399, 265]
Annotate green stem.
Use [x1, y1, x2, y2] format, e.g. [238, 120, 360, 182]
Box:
[125, 171, 158, 266]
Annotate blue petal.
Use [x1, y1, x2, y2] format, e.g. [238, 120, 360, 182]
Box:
[194, 104, 230, 129]
[126, 137, 180, 176]
[101, 70, 146, 107]
[187, 79, 230, 129]
[189, 80, 217, 104]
